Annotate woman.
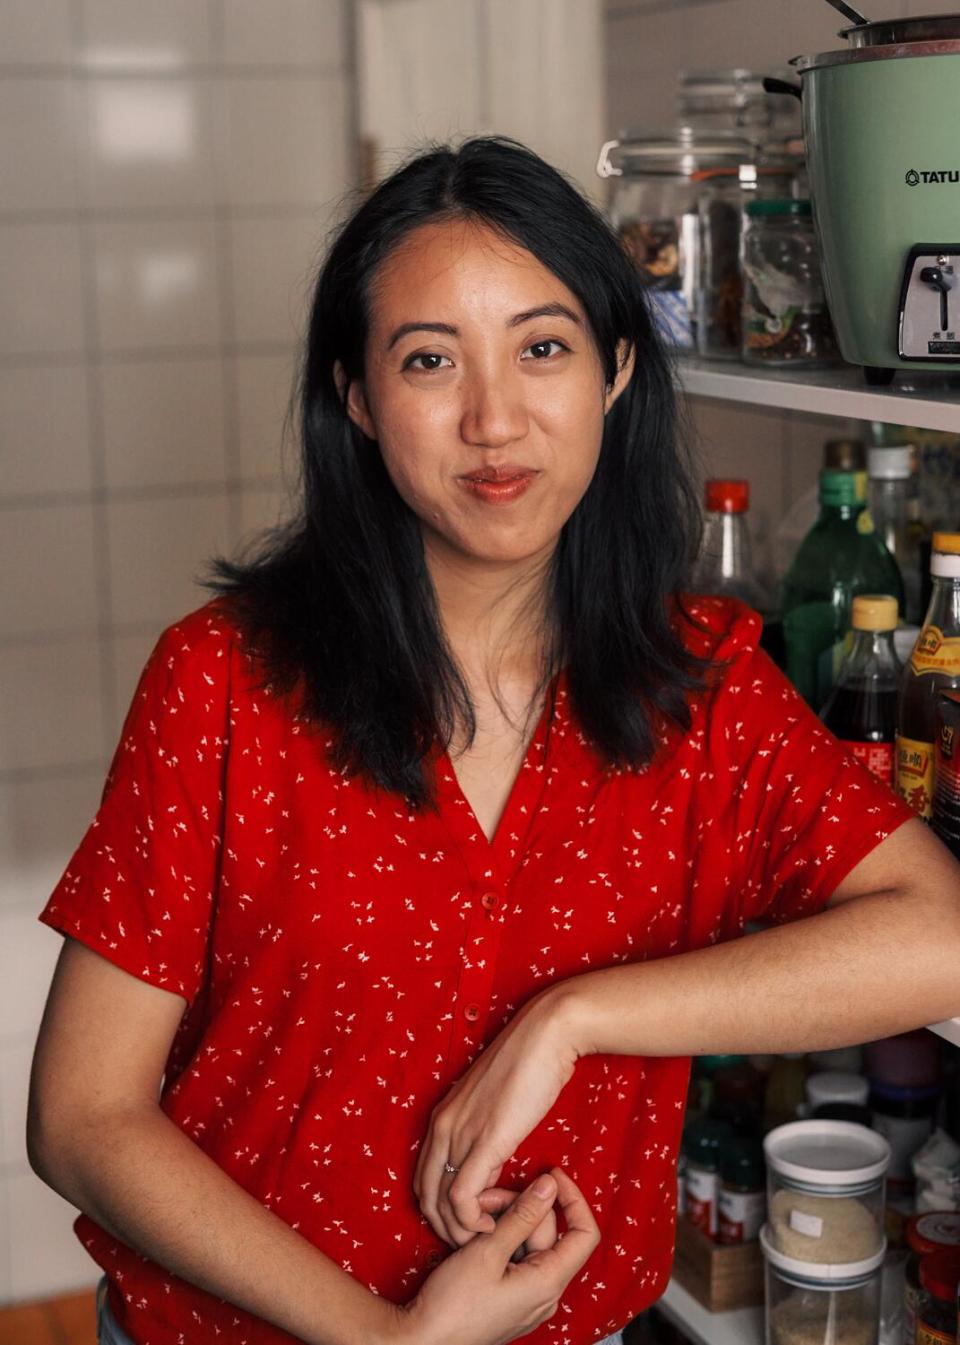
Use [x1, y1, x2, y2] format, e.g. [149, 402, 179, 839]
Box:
[28, 136, 960, 1345]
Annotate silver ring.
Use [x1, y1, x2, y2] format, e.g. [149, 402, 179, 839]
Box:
[442, 1161, 460, 1174]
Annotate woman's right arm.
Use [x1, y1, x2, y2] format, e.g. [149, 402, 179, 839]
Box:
[28, 938, 599, 1345]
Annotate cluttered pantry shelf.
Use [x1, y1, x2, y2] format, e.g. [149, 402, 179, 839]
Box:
[678, 358, 960, 434]
[658, 1280, 762, 1345]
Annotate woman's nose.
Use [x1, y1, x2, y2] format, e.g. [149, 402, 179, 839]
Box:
[459, 372, 527, 448]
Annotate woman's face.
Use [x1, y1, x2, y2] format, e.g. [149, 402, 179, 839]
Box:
[340, 217, 633, 572]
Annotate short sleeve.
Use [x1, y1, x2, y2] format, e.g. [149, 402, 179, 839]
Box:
[695, 602, 914, 935]
[38, 607, 233, 1005]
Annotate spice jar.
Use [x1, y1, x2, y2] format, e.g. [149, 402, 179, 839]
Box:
[917, 1248, 960, 1344]
[683, 1117, 733, 1239]
[904, 1214, 960, 1345]
[741, 199, 837, 367]
[869, 1081, 940, 1199]
[718, 1136, 766, 1245]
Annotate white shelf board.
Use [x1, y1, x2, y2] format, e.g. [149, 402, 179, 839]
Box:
[928, 1017, 960, 1048]
[678, 358, 960, 433]
[657, 1279, 763, 1345]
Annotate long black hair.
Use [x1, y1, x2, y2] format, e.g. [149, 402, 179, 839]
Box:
[208, 135, 706, 808]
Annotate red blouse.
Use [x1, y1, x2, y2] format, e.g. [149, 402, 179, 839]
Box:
[39, 597, 911, 1345]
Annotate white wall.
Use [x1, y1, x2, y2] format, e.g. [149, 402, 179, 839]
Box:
[604, 0, 960, 579]
[0, 0, 355, 1305]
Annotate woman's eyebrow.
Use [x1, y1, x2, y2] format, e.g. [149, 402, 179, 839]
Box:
[386, 303, 582, 351]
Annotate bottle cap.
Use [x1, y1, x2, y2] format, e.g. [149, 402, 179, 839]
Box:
[868, 446, 913, 479]
[918, 1247, 960, 1301]
[824, 439, 866, 472]
[851, 595, 898, 631]
[705, 479, 749, 513]
[933, 532, 960, 555]
[819, 469, 866, 508]
[906, 1213, 960, 1258]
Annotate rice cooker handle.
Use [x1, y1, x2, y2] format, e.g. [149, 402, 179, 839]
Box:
[920, 266, 953, 332]
[762, 77, 803, 102]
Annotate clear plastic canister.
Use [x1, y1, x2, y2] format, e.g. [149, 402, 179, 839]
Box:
[764, 1121, 890, 1266]
[761, 1224, 885, 1345]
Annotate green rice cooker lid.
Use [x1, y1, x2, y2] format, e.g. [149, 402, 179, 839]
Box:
[745, 198, 812, 216]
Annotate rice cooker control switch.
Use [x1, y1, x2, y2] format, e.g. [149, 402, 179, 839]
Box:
[898, 245, 960, 362]
[919, 266, 953, 333]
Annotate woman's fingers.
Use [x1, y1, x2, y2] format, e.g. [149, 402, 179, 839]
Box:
[524, 1167, 601, 1278]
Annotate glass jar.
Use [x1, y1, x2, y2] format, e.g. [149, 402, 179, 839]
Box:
[678, 68, 800, 143]
[904, 1214, 960, 1345]
[763, 1121, 890, 1266]
[916, 1248, 960, 1344]
[598, 130, 792, 360]
[761, 1224, 885, 1345]
[741, 199, 837, 367]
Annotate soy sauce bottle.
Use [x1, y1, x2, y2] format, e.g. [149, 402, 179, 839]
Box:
[819, 594, 901, 787]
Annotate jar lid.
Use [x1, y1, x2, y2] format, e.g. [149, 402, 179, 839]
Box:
[819, 469, 867, 508]
[764, 1120, 890, 1188]
[870, 1080, 941, 1103]
[705, 479, 749, 513]
[907, 1212, 960, 1257]
[745, 198, 812, 216]
[919, 1247, 960, 1300]
[805, 1071, 870, 1110]
[597, 128, 755, 178]
[851, 596, 899, 632]
[868, 445, 913, 479]
[760, 1224, 887, 1283]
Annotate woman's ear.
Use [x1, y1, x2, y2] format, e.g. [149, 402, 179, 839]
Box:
[333, 359, 376, 439]
[604, 340, 635, 414]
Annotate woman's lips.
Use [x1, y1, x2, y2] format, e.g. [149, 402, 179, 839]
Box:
[458, 470, 539, 504]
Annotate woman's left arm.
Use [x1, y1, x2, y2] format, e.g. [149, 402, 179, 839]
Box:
[415, 818, 960, 1247]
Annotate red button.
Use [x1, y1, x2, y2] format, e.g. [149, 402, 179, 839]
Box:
[463, 1003, 481, 1022]
[480, 891, 499, 911]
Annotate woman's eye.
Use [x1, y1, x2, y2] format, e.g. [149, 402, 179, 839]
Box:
[404, 353, 452, 372]
[522, 340, 568, 360]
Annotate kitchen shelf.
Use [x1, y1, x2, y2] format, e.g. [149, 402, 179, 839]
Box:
[657, 1279, 763, 1345]
[678, 358, 960, 433]
[928, 1017, 960, 1048]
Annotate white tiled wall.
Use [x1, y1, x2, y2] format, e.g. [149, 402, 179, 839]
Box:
[604, 0, 960, 580]
[0, 0, 353, 1304]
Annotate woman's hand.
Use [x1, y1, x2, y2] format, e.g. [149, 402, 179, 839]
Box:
[413, 989, 581, 1247]
[392, 1169, 600, 1345]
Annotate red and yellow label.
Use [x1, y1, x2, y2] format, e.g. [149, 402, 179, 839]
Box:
[917, 1324, 954, 1345]
[910, 626, 960, 676]
[896, 735, 935, 818]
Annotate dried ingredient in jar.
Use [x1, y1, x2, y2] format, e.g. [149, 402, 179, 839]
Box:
[618, 219, 680, 288]
[770, 1290, 875, 1345]
[699, 197, 742, 355]
[770, 1189, 878, 1263]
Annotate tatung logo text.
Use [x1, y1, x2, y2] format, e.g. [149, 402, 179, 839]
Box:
[906, 168, 960, 186]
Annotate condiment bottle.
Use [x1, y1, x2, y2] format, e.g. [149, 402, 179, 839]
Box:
[764, 1054, 808, 1132]
[934, 690, 960, 858]
[868, 442, 925, 625]
[693, 479, 773, 613]
[896, 532, 960, 819]
[683, 1117, 733, 1240]
[780, 469, 904, 708]
[904, 1214, 960, 1345]
[917, 1247, 960, 1345]
[819, 594, 901, 787]
[717, 1136, 765, 1245]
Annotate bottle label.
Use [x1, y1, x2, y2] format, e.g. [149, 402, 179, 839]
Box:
[842, 739, 895, 787]
[910, 626, 960, 676]
[717, 1188, 765, 1244]
[685, 1168, 718, 1237]
[896, 735, 935, 819]
[917, 1324, 954, 1345]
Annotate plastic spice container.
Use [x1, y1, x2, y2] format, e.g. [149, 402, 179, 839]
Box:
[916, 1248, 960, 1344]
[683, 1117, 733, 1239]
[741, 199, 837, 367]
[764, 1121, 890, 1265]
[869, 1081, 940, 1197]
[904, 1214, 960, 1345]
[760, 1224, 885, 1345]
[718, 1135, 766, 1245]
[806, 1072, 870, 1113]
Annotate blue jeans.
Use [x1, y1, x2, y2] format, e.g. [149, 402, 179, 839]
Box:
[97, 1275, 624, 1345]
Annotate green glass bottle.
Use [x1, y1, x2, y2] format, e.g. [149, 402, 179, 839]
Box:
[780, 469, 905, 708]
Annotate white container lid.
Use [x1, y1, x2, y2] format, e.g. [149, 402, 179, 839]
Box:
[760, 1224, 887, 1283]
[805, 1071, 870, 1110]
[868, 446, 912, 479]
[764, 1120, 890, 1187]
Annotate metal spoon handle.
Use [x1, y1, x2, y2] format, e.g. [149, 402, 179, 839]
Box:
[825, 0, 869, 25]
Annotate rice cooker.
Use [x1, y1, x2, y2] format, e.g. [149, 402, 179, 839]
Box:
[791, 14, 960, 385]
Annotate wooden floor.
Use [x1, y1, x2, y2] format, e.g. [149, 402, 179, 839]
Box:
[0, 1290, 97, 1345]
